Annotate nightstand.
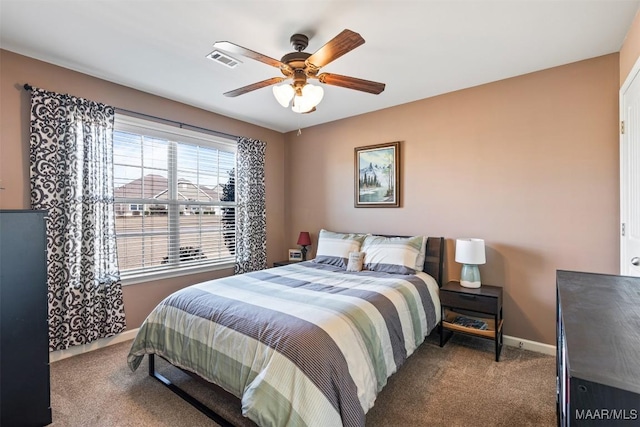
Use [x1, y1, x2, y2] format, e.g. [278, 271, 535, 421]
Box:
[273, 260, 299, 267]
[439, 280, 503, 361]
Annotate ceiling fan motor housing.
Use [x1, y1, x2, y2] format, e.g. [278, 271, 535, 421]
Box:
[280, 50, 314, 84]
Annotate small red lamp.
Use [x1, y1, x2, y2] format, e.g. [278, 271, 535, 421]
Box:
[297, 232, 312, 261]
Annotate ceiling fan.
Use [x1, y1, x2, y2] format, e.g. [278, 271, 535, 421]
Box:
[212, 29, 386, 113]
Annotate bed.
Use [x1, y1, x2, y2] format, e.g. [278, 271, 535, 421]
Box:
[128, 232, 444, 427]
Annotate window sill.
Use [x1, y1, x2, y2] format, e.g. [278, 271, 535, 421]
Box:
[120, 261, 235, 286]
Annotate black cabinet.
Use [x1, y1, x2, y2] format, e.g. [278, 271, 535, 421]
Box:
[556, 270, 640, 426]
[0, 210, 52, 426]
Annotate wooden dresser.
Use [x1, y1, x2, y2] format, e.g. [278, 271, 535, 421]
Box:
[556, 270, 640, 426]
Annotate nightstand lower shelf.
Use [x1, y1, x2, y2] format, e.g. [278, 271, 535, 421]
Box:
[442, 310, 503, 340]
[440, 312, 504, 361]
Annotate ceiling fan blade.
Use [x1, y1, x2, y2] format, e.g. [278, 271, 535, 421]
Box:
[305, 29, 365, 71]
[316, 73, 385, 94]
[223, 77, 286, 97]
[213, 41, 292, 73]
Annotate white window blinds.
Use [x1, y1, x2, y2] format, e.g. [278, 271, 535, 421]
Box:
[113, 114, 236, 277]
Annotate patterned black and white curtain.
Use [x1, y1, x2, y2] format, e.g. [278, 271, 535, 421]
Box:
[29, 87, 126, 351]
[234, 137, 267, 274]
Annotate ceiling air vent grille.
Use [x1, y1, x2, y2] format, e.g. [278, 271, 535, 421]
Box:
[206, 50, 240, 68]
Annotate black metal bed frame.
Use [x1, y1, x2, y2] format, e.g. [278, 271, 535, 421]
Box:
[147, 236, 445, 425]
[148, 354, 236, 427]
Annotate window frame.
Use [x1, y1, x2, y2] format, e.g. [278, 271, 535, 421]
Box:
[113, 114, 237, 285]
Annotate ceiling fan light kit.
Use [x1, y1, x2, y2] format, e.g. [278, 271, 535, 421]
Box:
[295, 84, 324, 113]
[212, 29, 385, 114]
[274, 83, 324, 113]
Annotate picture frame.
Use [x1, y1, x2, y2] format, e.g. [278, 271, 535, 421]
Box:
[354, 141, 401, 207]
[288, 249, 303, 261]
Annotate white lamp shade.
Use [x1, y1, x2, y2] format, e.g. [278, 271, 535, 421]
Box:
[292, 84, 324, 113]
[455, 238, 486, 265]
[303, 83, 324, 105]
[272, 84, 295, 107]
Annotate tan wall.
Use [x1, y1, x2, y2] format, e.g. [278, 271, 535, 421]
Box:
[0, 47, 626, 344]
[0, 49, 286, 329]
[284, 54, 620, 345]
[620, 7, 640, 85]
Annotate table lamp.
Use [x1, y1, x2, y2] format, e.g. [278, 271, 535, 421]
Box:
[297, 231, 311, 261]
[455, 238, 486, 288]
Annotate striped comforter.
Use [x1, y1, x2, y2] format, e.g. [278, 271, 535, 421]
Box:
[127, 261, 441, 427]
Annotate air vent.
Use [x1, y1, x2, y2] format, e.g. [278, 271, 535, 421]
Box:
[206, 50, 240, 68]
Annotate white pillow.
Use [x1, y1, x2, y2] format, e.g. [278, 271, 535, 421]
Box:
[362, 235, 424, 275]
[313, 229, 367, 269]
[346, 251, 365, 272]
[414, 236, 427, 272]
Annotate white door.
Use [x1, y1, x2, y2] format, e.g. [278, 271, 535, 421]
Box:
[621, 59, 640, 277]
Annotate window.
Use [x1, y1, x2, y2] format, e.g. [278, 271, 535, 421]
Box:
[113, 115, 236, 279]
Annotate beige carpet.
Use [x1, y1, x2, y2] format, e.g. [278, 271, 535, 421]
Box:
[48, 333, 556, 427]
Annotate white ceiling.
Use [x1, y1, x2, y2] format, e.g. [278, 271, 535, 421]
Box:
[1, 1, 638, 133]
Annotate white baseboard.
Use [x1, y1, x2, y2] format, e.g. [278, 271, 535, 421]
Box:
[504, 334, 556, 356]
[49, 328, 139, 363]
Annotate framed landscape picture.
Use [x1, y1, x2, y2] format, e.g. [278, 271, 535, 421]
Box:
[354, 141, 400, 207]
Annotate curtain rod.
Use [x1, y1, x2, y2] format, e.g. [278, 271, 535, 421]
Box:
[23, 83, 239, 141]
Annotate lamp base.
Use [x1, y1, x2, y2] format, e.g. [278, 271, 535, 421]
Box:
[300, 246, 308, 261]
[460, 279, 481, 288]
[460, 264, 481, 288]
